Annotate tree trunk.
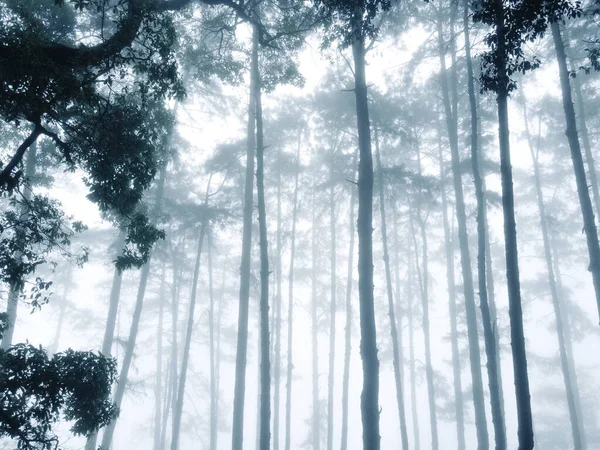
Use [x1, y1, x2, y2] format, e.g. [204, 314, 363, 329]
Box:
[85, 233, 125, 450]
[435, 8, 490, 448]
[231, 23, 257, 450]
[408, 194, 438, 450]
[311, 180, 321, 450]
[285, 134, 301, 450]
[1, 141, 37, 350]
[463, 4, 506, 447]
[273, 145, 283, 450]
[254, 31, 271, 449]
[340, 150, 358, 450]
[171, 176, 212, 450]
[160, 354, 172, 450]
[493, 1, 534, 447]
[551, 21, 600, 323]
[351, 22, 380, 450]
[567, 46, 600, 220]
[101, 163, 168, 449]
[209, 230, 218, 450]
[407, 236, 420, 450]
[49, 263, 73, 356]
[436, 134, 465, 450]
[154, 262, 167, 450]
[327, 144, 337, 450]
[374, 132, 409, 449]
[523, 100, 584, 450]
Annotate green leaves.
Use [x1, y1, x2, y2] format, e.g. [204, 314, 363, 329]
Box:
[0, 345, 118, 449]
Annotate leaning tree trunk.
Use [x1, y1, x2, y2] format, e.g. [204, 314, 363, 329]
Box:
[171, 175, 212, 450]
[285, 134, 301, 450]
[254, 34, 272, 449]
[463, 3, 506, 447]
[436, 135, 466, 450]
[523, 100, 584, 450]
[494, 1, 534, 447]
[231, 24, 257, 450]
[351, 20, 380, 450]
[340, 150, 358, 450]
[435, 9, 490, 448]
[327, 144, 337, 450]
[551, 21, 600, 323]
[1, 141, 37, 350]
[374, 133, 409, 449]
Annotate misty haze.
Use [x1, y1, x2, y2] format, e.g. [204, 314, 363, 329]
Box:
[0, 0, 599, 449]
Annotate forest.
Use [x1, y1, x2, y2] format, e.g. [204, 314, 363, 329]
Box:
[0, 0, 599, 449]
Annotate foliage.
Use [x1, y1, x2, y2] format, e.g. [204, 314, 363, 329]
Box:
[473, 0, 582, 93]
[0, 345, 118, 449]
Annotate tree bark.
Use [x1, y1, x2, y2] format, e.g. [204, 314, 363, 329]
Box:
[311, 179, 321, 450]
[254, 30, 271, 449]
[171, 211, 209, 450]
[1, 141, 37, 350]
[436, 134, 465, 450]
[463, 3, 506, 447]
[493, 1, 534, 447]
[273, 144, 283, 450]
[154, 262, 167, 450]
[327, 144, 337, 450]
[285, 134, 301, 450]
[209, 231, 218, 450]
[551, 21, 600, 323]
[374, 132, 409, 449]
[351, 21, 380, 450]
[231, 23, 257, 450]
[340, 150, 357, 450]
[435, 8, 489, 448]
[406, 233, 420, 450]
[523, 100, 584, 450]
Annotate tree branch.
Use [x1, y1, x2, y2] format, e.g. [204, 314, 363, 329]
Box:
[0, 123, 43, 189]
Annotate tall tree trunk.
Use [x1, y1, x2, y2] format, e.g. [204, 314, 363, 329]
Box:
[311, 180, 321, 450]
[551, 21, 600, 323]
[101, 166, 168, 450]
[408, 194, 438, 450]
[160, 355, 173, 450]
[406, 234, 420, 450]
[215, 260, 225, 450]
[566, 47, 600, 219]
[552, 236, 586, 448]
[436, 135, 465, 450]
[49, 263, 73, 356]
[209, 231, 218, 450]
[254, 31, 271, 449]
[435, 9, 489, 449]
[285, 134, 301, 450]
[493, 1, 534, 447]
[523, 101, 584, 450]
[463, 4, 506, 447]
[154, 263, 167, 450]
[351, 22, 380, 450]
[169, 241, 183, 440]
[85, 233, 126, 450]
[171, 176, 212, 450]
[327, 145, 337, 450]
[231, 24, 257, 450]
[374, 132, 409, 449]
[1, 141, 37, 349]
[340, 150, 358, 450]
[273, 146, 283, 450]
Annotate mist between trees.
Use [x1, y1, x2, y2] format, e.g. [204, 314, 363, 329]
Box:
[1, 0, 600, 449]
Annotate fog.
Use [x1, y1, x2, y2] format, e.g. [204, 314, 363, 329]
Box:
[1, 1, 600, 450]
